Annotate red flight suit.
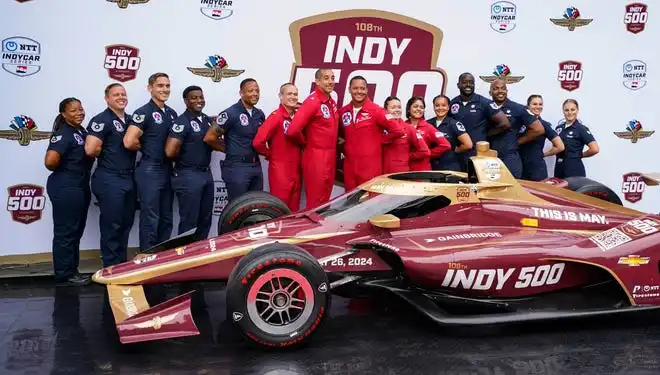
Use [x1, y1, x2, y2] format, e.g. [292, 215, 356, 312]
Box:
[382, 121, 430, 173]
[338, 99, 404, 191]
[286, 88, 338, 210]
[252, 104, 302, 212]
[408, 120, 451, 171]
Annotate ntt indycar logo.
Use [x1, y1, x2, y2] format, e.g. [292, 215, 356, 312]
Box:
[425, 232, 503, 243]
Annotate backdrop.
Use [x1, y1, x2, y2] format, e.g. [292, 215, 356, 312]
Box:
[0, 0, 656, 256]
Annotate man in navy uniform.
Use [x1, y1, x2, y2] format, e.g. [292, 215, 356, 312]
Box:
[123, 73, 177, 252]
[204, 78, 265, 202]
[487, 78, 544, 178]
[165, 86, 220, 241]
[448, 73, 510, 171]
[85, 83, 137, 266]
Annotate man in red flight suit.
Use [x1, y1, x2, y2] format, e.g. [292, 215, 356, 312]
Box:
[253, 83, 302, 211]
[338, 76, 405, 191]
[286, 68, 339, 209]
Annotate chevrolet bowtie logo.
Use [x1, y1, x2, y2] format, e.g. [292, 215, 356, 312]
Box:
[618, 255, 650, 267]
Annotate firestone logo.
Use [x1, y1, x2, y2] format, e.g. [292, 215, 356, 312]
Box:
[289, 10, 448, 108]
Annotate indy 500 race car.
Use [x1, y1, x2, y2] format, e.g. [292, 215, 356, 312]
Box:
[92, 142, 660, 349]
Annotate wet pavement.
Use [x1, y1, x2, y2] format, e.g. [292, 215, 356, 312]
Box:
[2, 278, 660, 375]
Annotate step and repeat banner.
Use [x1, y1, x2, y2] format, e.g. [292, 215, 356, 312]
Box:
[0, 0, 657, 256]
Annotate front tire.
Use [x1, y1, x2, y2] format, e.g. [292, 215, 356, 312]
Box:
[226, 243, 330, 349]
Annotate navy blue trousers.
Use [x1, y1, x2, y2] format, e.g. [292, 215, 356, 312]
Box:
[172, 168, 214, 241]
[47, 172, 91, 282]
[91, 168, 136, 266]
[554, 157, 586, 178]
[221, 160, 263, 203]
[134, 161, 173, 252]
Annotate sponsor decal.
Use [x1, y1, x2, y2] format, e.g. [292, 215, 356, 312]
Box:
[368, 238, 400, 252]
[0, 115, 50, 146]
[187, 55, 244, 83]
[622, 60, 647, 90]
[531, 207, 609, 224]
[1, 36, 41, 77]
[441, 263, 566, 291]
[200, 0, 234, 20]
[318, 282, 328, 293]
[246, 222, 279, 240]
[557, 61, 583, 91]
[482, 160, 501, 181]
[550, 6, 593, 31]
[212, 180, 228, 215]
[622, 173, 646, 203]
[133, 254, 157, 265]
[175, 247, 185, 255]
[613, 119, 654, 143]
[490, 1, 517, 33]
[448, 262, 468, 270]
[232, 312, 243, 322]
[456, 186, 471, 202]
[425, 232, 503, 243]
[132, 313, 178, 330]
[289, 10, 448, 108]
[209, 239, 217, 252]
[632, 285, 660, 299]
[104, 44, 141, 82]
[106, 0, 150, 9]
[6, 184, 45, 224]
[479, 64, 524, 84]
[590, 228, 632, 251]
[618, 255, 650, 267]
[121, 288, 139, 317]
[624, 3, 648, 34]
[622, 218, 659, 237]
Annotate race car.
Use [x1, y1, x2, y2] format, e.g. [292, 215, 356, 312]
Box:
[92, 142, 660, 349]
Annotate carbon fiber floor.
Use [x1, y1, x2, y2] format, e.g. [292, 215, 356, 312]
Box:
[1, 279, 659, 375]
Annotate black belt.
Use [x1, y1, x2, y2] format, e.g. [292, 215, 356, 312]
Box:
[97, 167, 134, 175]
[175, 164, 211, 172]
[225, 155, 259, 163]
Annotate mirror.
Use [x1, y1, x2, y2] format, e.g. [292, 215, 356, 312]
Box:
[368, 214, 400, 229]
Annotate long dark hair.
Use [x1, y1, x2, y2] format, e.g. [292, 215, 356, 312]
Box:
[405, 96, 425, 120]
[52, 97, 81, 132]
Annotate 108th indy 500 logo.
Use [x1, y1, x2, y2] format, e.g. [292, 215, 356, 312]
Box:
[6, 184, 46, 224]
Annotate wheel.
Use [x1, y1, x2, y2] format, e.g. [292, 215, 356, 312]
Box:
[217, 191, 291, 235]
[564, 176, 623, 206]
[225, 243, 330, 349]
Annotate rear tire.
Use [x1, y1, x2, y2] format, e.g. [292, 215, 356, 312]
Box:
[217, 191, 291, 235]
[564, 176, 623, 206]
[226, 243, 330, 349]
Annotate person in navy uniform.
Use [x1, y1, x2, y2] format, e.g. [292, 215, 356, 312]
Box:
[204, 78, 265, 202]
[44, 98, 94, 286]
[84, 83, 137, 267]
[123, 73, 177, 252]
[427, 94, 473, 171]
[487, 78, 544, 178]
[448, 73, 510, 171]
[554, 99, 599, 178]
[519, 94, 565, 181]
[165, 86, 220, 241]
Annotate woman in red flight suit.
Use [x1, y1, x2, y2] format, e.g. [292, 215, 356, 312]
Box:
[381, 96, 430, 173]
[405, 96, 451, 171]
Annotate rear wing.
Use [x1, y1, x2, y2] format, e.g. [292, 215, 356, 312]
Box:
[642, 173, 660, 186]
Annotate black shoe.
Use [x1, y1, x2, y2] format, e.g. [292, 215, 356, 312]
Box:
[55, 274, 91, 287]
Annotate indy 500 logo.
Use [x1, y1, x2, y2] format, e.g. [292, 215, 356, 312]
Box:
[288, 10, 448, 108]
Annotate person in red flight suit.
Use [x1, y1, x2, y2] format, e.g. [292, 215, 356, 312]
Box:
[405, 96, 451, 171]
[286, 68, 339, 209]
[252, 83, 302, 211]
[338, 76, 404, 191]
[381, 96, 430, 173]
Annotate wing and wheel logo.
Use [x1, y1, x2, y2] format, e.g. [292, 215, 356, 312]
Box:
[187, 55, 245, 82]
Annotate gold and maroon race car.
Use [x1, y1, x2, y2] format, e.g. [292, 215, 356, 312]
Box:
[92, 142, 660, 349]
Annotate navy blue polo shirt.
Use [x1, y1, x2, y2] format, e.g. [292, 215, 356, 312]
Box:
[427, 116, 467, 167]
[216, 100, 265, 162]
[169, 110, 213, 169]
[519, 118, 557, 164]
[448, 93, 501, 146]
[47, 124, 92, 173]
[128, 99, 178, 163]
[488, 99, 537, 156]
[555, 120, 596, 159]
[86, 108, 136, 172]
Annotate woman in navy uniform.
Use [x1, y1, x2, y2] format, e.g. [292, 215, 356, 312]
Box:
[426, 95, 473, 171]
[519, 94, 565, 181]
[44, 98, 93, 286]
[553, 99, 599, 178]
